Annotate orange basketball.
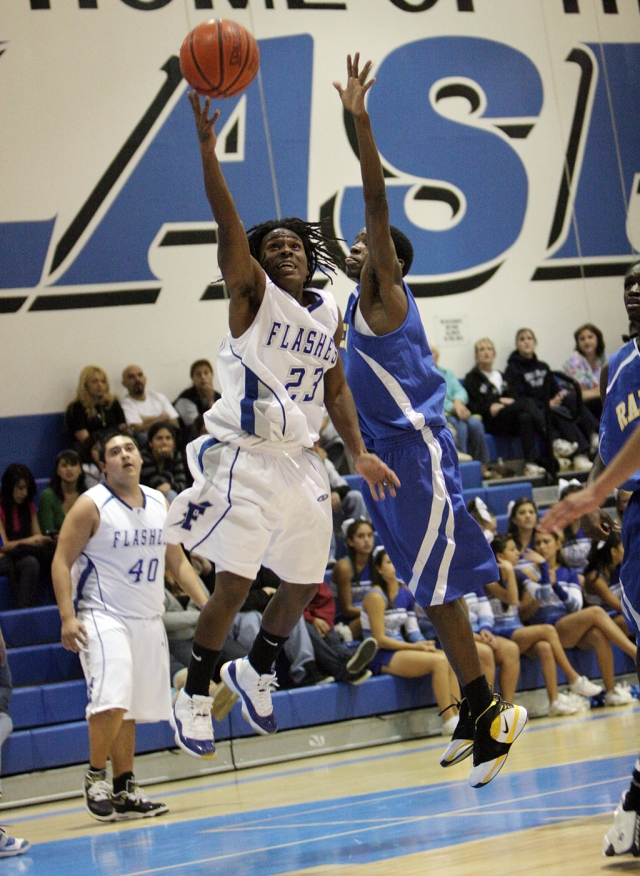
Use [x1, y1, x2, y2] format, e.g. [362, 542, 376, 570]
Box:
[179, 19, 260, 99]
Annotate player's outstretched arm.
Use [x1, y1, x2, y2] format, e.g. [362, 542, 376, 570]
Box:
[334, 54, 406, 326]
[51, 496, 98, 652]
[189, 92, 264, 336]
[541, 428, 640, 533]
[323, 318, 400, 501]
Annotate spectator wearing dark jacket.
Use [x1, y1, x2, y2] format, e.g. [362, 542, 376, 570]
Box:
[140, 422, 188, 502]
[465, 338, 548, 478]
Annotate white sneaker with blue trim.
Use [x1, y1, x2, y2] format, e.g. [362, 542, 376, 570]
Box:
[221, 657, 278, 735]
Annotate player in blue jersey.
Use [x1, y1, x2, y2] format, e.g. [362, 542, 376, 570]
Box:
[542, 261, 640, 855]
[333, 54, 527, 787]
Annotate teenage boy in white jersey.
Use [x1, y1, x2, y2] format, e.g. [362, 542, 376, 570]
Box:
[52, 429, 209, 822]
[164, 91, 398, 759]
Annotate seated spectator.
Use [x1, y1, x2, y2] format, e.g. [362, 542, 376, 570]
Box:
[120, 364, 179, 441]
[505, 328, 596, 471]
[463, 588, 521, 706]
[465, 338, 548, 479]
[362, 550, 461, 735]
[319, 416, 352, 475]
[507, 496, 539, 563]
[488, 534, 601, 714]
[65, 366, 127, 447]
[563, 323, 607, 421]
[522, 529, 637, 706]
[79, 433, 104, 489]
[615, 488, 633, 527]
[0, 628, 13, 801]
[312, 442, 369, 564]
[37, 449, 87, 536]
[228, 567, 334, 687]
[556, 479, 592, 575]
[331, 519, 376, 638]
[466, 496, 497, 543]
[140, 423, 188, 502]
[0, 464, 55, 607]
[583, 532, 629, 634]
[174, 359, 221, 444]
[303, 580, 377, 685]
[432, 346, 493, 475]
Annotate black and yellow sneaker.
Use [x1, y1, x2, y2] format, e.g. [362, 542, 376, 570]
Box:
[440, 698, 474, 767]
[111, 779, 169, 820]
[84, 769, 116, 822]
[468, 693, 527, 788]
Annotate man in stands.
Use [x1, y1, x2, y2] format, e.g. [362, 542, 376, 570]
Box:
[120, 365, 179, 440]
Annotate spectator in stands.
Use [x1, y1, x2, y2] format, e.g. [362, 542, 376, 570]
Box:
[505, 328, 595, 471]
[228, 567, 335, 687]
[508, 496, 539, 560]
[522, 529, 637, 706]
[0, 463, 55, 608]
[557, 479, 592, 576]
[140, 423, 188, 503]
[467, 496, 497, 543]
[463, 588, 521, 705]
[331, 518, 376, 638]
[312, 442, 369, 564]
[37, 450, 87, 536]
[431, 346, 494, 475]
[488, 534, 602, 714]
[174, 359, 221, 444]
[363, 549, 461, 735]
[65, 366, 127, 447]
[0, 626, 28, 856]
[319, 416, 352, 476]
[120, 365, 179, 441]
[303, 580, 377, 685]
[80, 433, 104, 489]
[583, 532, 629, 634]
[465, 338, 548, 479]
[563, 323, 607, 421]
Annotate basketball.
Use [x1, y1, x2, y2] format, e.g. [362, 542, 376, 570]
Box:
[179, 19, 260, 99]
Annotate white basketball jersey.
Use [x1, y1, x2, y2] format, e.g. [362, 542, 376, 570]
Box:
[204, 277, 340, 450]
[72, 483, 167, 618]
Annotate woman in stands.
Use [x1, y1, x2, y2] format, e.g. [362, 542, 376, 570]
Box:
[563, 323, 607, 421]
[464, 337, 548, 479]
[488, 534, 601, 714]
[37, 449, 87, 537]
[583, 532, 630, 635]
[362, 549, 460, 735]
[505, 328, 595, 471]
[65, 366, 127, 447]
[140, 422, 188, 503]
[0, 464, 55, 608]
[331, 518, 376, 639]
[521, 529, 636, 707]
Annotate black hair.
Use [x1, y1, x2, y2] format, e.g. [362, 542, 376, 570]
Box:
[372, 547, 395, 606]
[247, 217, 343, 287]
[50, 449, 87, 501]
[97, 429, 139, 465]
[490, 533, 515, 558]
[146, 421, 177, 447]
[507, 496, 539, 551]
[389, 225, 414, 276]
[0, 463, 37, 540]
[584, 530, 622, 581]
[344, 518, 376, 585]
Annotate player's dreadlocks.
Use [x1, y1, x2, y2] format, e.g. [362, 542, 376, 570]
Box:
[247, 218, 344, 288]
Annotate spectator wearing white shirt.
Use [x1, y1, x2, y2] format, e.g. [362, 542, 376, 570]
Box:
[120, 365, 179, 442]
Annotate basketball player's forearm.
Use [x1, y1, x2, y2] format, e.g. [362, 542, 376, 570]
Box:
[353, 113, 387, 209]
[51, 560, 75, 622]
[199, 144, 244, 242]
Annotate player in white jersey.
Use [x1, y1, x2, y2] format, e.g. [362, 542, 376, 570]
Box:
[52, 430, 209, 822]
[165, 90, 398, 759]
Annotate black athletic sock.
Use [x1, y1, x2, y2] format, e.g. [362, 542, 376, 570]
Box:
[462, 675, 494, 721]
[87, 766, 105, 776]
[184, 642, 220, 697]
[248, 628, 288, 676]
[112, 771, 134, 796]
[623, 759, 640, 811]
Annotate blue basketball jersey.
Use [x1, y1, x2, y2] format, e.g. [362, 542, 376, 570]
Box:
[343, 282, 446, 447]
[600, 339, 640, 491]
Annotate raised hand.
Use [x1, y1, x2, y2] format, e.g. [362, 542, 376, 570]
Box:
[333, 52, 375, 118]
[188, 91, 221, 147]
[354, 451, 400, 501]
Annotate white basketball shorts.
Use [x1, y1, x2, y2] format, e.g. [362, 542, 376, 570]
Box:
[79, 610, 171, 722]
[164, 440, 332, 584]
